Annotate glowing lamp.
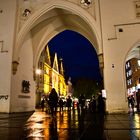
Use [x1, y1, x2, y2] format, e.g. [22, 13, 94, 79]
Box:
[102, 89, 107, 98]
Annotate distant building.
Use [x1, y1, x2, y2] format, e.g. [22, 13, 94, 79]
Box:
[125, 58, 140, 94]
[36, 45, 66, 106]
[66, 77, 73, 97]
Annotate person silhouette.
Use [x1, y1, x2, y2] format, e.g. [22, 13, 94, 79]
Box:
[49, 88, 58, 116]
[41, 98, 45, 111]
[127, 94, 135, 114]
[59, 98, 64, 112]
[66, 96, 72, 111]
[97, 92, 105, 114]
[79, 94, 85, 110]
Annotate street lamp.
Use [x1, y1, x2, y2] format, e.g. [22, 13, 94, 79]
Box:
[35, 69, 43, 107]
[36, 69, 41, 75]
[36, 69, 45, 93]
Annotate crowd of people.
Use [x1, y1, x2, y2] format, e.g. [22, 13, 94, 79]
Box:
[40, 88, 140, 116]
[127, 88, 140, 114]
[40, 88, 106, 116]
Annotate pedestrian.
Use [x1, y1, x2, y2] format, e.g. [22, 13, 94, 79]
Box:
[66, 96, 72, 111]
[90, 95, 96, 113]
[49, 88, 58, 116]
[59, 98, 64, 112]
[97, 92, 105, 114]
[136, 89, 140, 112]
[45, 96, 50, 114]
[79, 94, 85, 110]
[128, 94, 135, 114]
[41, 98, 45, 111]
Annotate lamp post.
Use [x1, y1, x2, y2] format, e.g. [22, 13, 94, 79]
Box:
[36, 68, 41, 92]
[36, 69, 44, 93]
[36, 69, 41, 75]
[35, 69, 42, 107]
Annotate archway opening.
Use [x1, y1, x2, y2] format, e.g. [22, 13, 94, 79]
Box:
[12, 1, 103, 113]
[35, 29, 103, 108]
[125, 46, 140, 113]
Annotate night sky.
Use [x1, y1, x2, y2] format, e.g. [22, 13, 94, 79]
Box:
[48, 30, 102, 83]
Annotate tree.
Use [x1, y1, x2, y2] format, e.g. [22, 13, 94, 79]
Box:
[73, 78, 101, 99]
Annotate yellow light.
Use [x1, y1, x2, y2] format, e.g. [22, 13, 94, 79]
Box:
[44, 74, 50, 94]
[44, 84, 49, 94]
[36, 69, 41, 75]
[138, 59, 140, 66]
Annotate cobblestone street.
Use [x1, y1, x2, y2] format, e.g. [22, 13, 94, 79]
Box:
[0, 109, 140, 140]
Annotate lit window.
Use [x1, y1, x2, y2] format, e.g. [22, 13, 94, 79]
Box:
[128, 62, 130, 67]
[127, 72, 129, 77]
[129, 79, 132, 85]
[127, 80, 129, 85]
[127, 79, 132, 85]
[129, 70, 132, 76]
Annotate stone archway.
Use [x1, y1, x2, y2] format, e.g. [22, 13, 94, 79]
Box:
[124, 41, 140, 90]
[11, 0, 102, 113]
[13, 0, 101, 65]
[123, 41, 140, 111]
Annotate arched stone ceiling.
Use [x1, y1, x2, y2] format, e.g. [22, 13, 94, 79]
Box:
[14, 0, 101, 68]
[31, 8, 99, 66]
[126, 43, 140, 61]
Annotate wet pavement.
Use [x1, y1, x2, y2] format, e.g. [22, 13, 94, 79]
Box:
[0, 109, 140, 140]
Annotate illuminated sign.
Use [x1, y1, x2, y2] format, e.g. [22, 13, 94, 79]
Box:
[102, 89, 106, 98]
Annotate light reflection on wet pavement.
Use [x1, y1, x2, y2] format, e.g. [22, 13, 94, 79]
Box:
[0, 109, 140, 140]
[23, 110, 94, 140]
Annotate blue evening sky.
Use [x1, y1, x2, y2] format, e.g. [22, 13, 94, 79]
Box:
[48, 30, 102, 82]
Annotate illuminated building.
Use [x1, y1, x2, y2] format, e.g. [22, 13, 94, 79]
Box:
[3, 0, 140, 113]
[66, 77, 73, 97]
[125, 58, 140, 93]
[59, 58, 67, 96]
[36, 45, 66, 105]
[51, 53, 59, 93]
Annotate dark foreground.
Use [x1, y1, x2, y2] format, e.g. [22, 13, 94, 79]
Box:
[0, 109, 140, 140]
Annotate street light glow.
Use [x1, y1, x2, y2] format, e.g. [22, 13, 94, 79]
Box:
[36, 69, 41, 75]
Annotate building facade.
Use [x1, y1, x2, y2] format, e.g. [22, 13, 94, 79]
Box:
[36, 46, 66, 106]
[125, 58, 140, 93]
[1, 0, 140, 113]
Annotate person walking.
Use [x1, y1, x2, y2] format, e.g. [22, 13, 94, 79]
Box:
[66, 96, 72, 111]
[79, 94, 86, 110]
[59, 98, 64, 112]
[136, 89, 140, 112]
[41, 98, 45, 111]
[90, 95, 96, 113]
[97, 92, 105, 114]
[128, 94, 135, 114]
[49, 88, 58, 116]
